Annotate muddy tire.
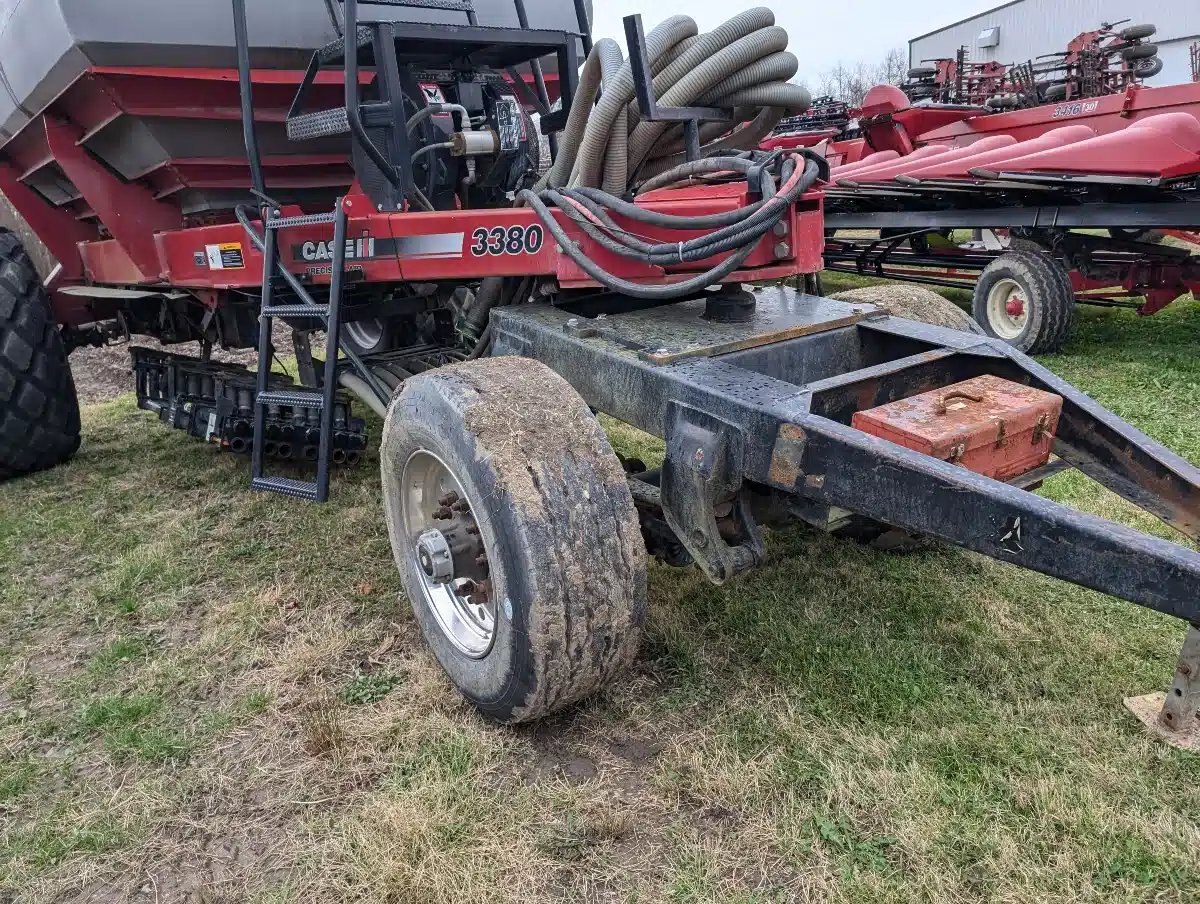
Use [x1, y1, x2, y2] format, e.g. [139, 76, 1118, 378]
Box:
[972, 251, 1074, 354]
[0, 231, 81, 481]
[380, 356, 646, 724]
[832, 285, 983, 334]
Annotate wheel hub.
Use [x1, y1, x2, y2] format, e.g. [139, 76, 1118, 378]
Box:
[416, 529, 455, 584]
[986, 278, 1030, 340]
[400, 451, 495, 658]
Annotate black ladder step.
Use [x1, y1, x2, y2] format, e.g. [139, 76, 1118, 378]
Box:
[318, 26, 373, 64]
[261, 304, 330, 320]
[265, 210, 340, 228]
[286, 108, 351, 141]
[252, 477, 322, 501]
[256, 390, 326, 409]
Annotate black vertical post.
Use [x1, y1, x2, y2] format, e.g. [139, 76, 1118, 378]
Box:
[232, 0, 266, 198]
[572, 0, 593, 55]
[317, 202, 349, 503]
[512, 0, 557, 157]
[252, 227, 277, 482]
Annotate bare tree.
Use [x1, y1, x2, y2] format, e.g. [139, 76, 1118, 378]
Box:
[819, 47, 907, 106]
[876, 47, 908, 88]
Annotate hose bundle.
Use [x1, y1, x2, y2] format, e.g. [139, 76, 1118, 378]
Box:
[461, 10, 816, 340]
[520, 151, 820, 300]
[539, 8, 811, 195]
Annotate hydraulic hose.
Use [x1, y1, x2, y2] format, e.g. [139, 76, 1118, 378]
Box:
[517, 154, 821, 302]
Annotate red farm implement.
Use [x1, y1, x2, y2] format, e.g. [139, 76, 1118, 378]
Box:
[811, 79, 1200, 354]
[0, 0, 1195, 739]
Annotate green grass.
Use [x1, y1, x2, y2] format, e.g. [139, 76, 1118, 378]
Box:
[0, 286, 1198, 902]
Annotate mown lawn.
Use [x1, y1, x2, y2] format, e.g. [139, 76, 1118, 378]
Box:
[1, 285, 1198, 903]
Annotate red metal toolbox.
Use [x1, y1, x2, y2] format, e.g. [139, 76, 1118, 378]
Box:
[851, 375, 1063, 481]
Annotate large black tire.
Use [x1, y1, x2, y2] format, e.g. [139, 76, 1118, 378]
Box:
[1121, 43, 1158, 61]
[0, 231, 81, 481]
[380, 356, 647, 724]
[1119, 24, 1156, 41]
[972, 251, 1074, 354]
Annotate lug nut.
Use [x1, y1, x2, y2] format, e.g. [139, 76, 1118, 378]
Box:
[452, 501, 471, 513]
[438, 491, 460, 507]
[433, 507, 453, 520]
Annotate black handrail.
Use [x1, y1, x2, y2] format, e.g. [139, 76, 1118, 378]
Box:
[231, 0, 267, 198]
[342, 0, 406, 193]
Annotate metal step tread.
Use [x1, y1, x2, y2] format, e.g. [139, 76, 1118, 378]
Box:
[286, 108, 350, 141]
[262, 304, 330, 319]
[359, 0, 475, 8]
[318, 27, 373, 64]
[252, 476, 322, 501]
[256, 390, 326, 409]
[267, 210, 340, 229]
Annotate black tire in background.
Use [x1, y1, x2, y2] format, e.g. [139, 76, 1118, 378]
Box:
[380, 356, 647, 724]
[1132, 57, 1164, 79]
[1121, 43, 1158, 61]
[1043, 83, 1069, 103]
[1119, 24, 1156, 41]
[0, 230, 81, 481]
[972, 251, 1075, 354]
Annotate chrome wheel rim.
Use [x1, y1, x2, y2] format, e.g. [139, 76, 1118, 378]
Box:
[986, 278, 1029, 340]
[345, 317, 386, 352]
[399, 450, 495, 658]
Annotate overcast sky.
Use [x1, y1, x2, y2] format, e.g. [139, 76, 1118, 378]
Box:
[590, 1, 1001, 88]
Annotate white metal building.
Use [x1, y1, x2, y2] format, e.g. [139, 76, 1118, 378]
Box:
[909, 0, 1198, 88]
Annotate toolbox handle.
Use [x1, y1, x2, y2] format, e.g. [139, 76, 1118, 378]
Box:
[935, 390, 985, 415]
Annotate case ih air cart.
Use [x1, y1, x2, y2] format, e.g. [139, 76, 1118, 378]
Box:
[0, 1, 1197, 740]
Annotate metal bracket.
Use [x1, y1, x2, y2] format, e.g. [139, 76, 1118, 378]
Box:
[660, 403, 763, 584]
[1124, 625, 1200, 752]
[622, 14, 733, 162]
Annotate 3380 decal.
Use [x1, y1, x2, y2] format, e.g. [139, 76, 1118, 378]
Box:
[469, 224, 545, 257]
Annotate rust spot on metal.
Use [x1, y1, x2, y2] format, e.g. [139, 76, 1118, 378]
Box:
[768, 423, 807, 488]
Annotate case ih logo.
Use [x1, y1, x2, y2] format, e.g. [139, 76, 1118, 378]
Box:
[295, 235, 377, 262]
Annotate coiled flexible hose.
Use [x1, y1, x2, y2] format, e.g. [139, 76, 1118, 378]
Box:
[539, 8, 810, 195]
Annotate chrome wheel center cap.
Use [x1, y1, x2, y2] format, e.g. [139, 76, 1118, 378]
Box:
[416, 529, 454, 584]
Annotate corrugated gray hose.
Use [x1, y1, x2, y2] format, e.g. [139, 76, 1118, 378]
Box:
[538, 8, 810, 195]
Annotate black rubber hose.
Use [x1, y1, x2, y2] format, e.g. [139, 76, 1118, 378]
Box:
[550, 155, 788, 252]
[545, 187, 784, 265]
[539, 157, 816, 265]
[518, 190, 759, 300]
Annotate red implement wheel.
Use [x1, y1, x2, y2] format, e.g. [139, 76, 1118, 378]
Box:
[972, 252, 1074, 354]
